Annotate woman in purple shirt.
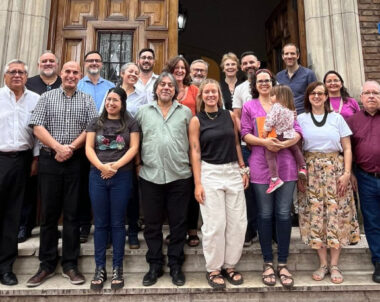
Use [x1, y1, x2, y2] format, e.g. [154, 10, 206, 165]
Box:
[241, 69, 301, 289]
[323, 70, 360, 121]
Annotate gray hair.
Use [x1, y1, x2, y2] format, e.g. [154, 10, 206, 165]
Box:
[153, 72, 179, 101]
[38, 50, 59, 64]
[190, 59, 209, 71]
[360, 80, 380, 94]
[120, 62, 139, 74]
[4, 59, 28, 74]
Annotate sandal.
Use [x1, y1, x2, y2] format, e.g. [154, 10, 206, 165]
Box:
[221, 268, 243, 285]
[111, 267, 124, 290]
[312, 265, 328, 281]
[277, 264, 294, 289]
[90, 267, 107, 291]
[329, 265, 344, 284]
[186, 234, 200, 247]
[206, 271, 226, 289]
[262, 263, 276, 286]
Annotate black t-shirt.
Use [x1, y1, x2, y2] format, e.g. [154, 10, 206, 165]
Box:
[197, 108, 238, 164]
[26, 75, 62, 95]
[86, 117, 140, 171]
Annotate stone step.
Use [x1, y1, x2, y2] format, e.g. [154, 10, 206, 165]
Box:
[1, 271, 380, 302]
[15, 227, 373, 275]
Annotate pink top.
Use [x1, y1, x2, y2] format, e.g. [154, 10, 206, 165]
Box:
[241, 99, 302, 184]
[330, 96, 360, 121]
[264, 103, 295, 139]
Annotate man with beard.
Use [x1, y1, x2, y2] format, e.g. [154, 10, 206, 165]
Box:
[78, 51, 115, 111]
[232, 51, 260, 247]
[16, 52, 62, 243]
[136, 72, 193, 287]
[135, 48, 158, 104]
[190, 59, 208, 87]
[276, 43, 317, 115]
[77, 51, 114, 243]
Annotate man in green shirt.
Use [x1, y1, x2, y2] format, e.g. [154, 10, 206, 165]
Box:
[135, 72, 193, 287]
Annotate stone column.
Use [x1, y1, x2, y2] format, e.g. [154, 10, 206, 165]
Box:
[303, 0, 365, 98]
[0, 0, 51, 81]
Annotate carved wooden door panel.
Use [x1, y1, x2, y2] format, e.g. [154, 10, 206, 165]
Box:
[48, 0, 178, 77]
[265, 0, 307, 74]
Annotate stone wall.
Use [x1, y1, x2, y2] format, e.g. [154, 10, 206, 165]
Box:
[358, 0, 380, 83]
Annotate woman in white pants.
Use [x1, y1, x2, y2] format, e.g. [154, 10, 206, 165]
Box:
[189, 79, 249, 289]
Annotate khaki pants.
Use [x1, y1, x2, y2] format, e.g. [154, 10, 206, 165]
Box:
[200, 161, 247, 272]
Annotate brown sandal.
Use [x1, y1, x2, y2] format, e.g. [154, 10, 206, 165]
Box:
[277, 264, 294, 289]
[312, 265, 328, 281]
[329, 265, 344, 284]
[262, 263, 276, 286]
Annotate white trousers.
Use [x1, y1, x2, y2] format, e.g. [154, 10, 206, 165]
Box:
[200, 161, 247, 272]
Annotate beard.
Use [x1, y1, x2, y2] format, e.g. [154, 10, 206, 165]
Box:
[191, 76, 204, 86]
[139, 63, 153, 73]
[40, 69, 56, 77]
[87, 68, 100, 76]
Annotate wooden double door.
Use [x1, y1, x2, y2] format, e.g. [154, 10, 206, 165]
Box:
[48, 0, 178, 76]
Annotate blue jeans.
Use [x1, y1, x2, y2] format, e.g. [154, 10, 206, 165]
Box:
[356, 168, 380, 264]
[89, 168, 133, 268]
[242, 145, 257, 239]
[253, 181, 295, 263]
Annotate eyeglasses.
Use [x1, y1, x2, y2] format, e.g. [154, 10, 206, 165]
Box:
[325, 79, 341, 84]
[310, 91, 326, 97]
[257, 79, 271, 85]
[158, 81, 174, 88]
[193, 68, 206, 74]
[362, 91, 380, 97]
[85, 59, 102, 63]
[6, 70, 27, 76]
[140, 56, 154, 61]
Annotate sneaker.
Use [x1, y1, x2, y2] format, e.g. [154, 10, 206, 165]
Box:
[298, 168, 307, 180]
[26, 269, 55, 287]
[266, 178, 284, 194]
[62, 268, 85, 285]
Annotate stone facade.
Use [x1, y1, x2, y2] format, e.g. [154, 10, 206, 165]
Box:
[358, 0, 380, 83]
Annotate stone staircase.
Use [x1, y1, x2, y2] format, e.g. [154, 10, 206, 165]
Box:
[1, 227, 380, 302]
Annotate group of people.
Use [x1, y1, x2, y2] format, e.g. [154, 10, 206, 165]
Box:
[0, 43, 379, 292]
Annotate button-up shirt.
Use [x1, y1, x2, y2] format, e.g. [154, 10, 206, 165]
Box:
[347, 110, 380, 173]
[135, 100, 193, 184]
[135, 73, 158, 104]
[276, 66, 317, 115]
[29, 87, 98, 146]
[77, 75, 115, 111]
[0, 85, 40, 155]
[232, 80, 252, 109]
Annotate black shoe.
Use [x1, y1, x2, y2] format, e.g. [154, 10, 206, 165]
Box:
[90, 267, 107, 291]
[170, 266, 185, 286]
[18, 226, 31, 243]
[142, 266, 163, 286]
[80, 225, 91, 243]
[111, 267, 124, 290]
[0, 272, 18, 286]
[373, 262, 380, 283]
[128, 235, 140, 249]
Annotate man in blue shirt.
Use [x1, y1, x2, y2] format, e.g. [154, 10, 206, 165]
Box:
[276, 43, 317, 115]
[78, 51, 115, 111]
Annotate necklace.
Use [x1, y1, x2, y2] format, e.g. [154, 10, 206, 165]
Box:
[330, 97, 343, 114]
[205, 111, 219, 120]
[310, 111, 328, 127]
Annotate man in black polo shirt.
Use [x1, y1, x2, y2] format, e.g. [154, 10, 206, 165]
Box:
[17, 51, 62, 243]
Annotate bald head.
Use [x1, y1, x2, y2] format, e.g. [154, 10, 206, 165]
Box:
[360, 80, 380, 115]
[61, 61, 81, 95]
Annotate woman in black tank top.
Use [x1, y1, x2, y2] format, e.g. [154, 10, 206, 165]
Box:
[189, 79, 249, 289]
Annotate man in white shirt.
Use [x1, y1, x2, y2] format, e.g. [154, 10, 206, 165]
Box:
[0, 59, 40, 286]
[136, 48, 158, 103]
[232, 51, 261, 247]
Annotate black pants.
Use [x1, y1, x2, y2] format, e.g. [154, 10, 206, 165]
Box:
[19, 174, 38, 233]
[38, 149, 83, 272]
[0, 150, 31, 273]
[186, 182, 199, 230]
[140, 177, 192, 268]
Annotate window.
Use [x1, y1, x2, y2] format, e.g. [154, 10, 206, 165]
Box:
[98, 31, 133, 84]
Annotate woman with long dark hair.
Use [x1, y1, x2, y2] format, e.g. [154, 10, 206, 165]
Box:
[86, 87, 139, 290]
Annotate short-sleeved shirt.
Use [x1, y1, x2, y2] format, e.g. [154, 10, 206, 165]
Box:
[232, 80, 252, 109]
[330, 97, 360, 121]
[241, 99, 302, 184]
[86, 117, 139, 171]
[77, 76, 115, 111]
[29, 87, 98, 146]
[26, 75, 62, 95]
[135, 100, 193, 184]
[276, 66, 317, 114]
[297, 112, 352, 153]
[135, 73, 158, 104]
